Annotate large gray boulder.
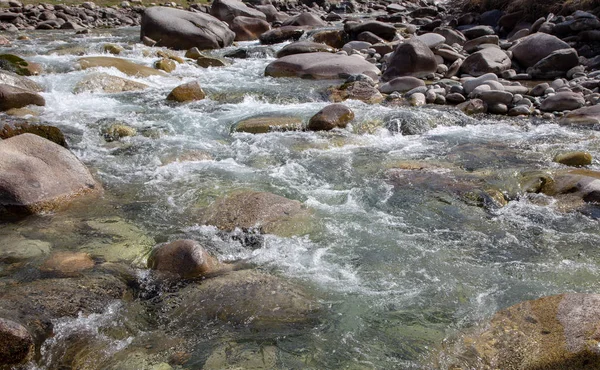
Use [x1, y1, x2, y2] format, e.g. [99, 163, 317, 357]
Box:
[509, 33, 571, 68]
[527, 48, 580, 79]
[265, 52, 380, 80]
[0, 133, 99, 214]
[561, 104, 600, 127]
[382, 39, 437, 81]
[460, 47, 511, 76]
[210, 0, 266, 25]
[141, 7, 235, 50]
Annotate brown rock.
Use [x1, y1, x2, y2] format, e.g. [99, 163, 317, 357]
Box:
[154, 58, 177, 73]
[78, 57, 166, 77]
[443, 294, 600, 369]
[308, 104, 354, 131]
[147, 239, 223, 278]
[382, 39, 437, 81]
[233, 116, 303, 134]
[39, 252, 95, 276]
[166, 81, 206, 102]
[0, 133, 99, 214]
[0, 318, 33, 365]
[265, 52, 380, 80]
[230, 16, 270, 41]
[0, 122, 66, 147]
[554, 152, 593, 167]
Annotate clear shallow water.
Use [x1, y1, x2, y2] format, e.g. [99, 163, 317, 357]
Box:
[2, 27, 600, 369]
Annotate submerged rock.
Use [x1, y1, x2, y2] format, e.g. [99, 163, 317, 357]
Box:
[141, 7, 235, 50]
[233, 115, 303, 134]
[102, 123, 137, 142]
[554, 151, 593, 167]
[0, 134, 99, 215]
[74, 72, 149, 94]
[78, 57, 166, 78]
[199, 190, 313, 236]
[147, 239, 225, 278]
[265, 52, 380, 80]
[442, 294, 600, 369]
[161, 269, 320, 330]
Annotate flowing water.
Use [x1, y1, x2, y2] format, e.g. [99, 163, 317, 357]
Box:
[2, 27, 600, 369]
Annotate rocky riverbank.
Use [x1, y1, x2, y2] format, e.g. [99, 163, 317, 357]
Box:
[1, 0, 600, 369]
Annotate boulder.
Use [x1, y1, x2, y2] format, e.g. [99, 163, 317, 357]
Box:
[281, 12, 326, 27]
[463, 73, 498, 94]
[445, 294, 600, 369]
[233, 116, 303, 134]
[0, 84, 45, 111]
[311, 29, 347, 49]
[199, 190, 312, 236]
[147, 239, 223, 278]
[210, 0, 266, 25]
[0, 318, 33, 365]
[161, 270, 320, 330]
[265, 52, 380, 80]
[166, 81, 206, 102]
[378, 76, 425, 93]
[307, 104, 354, 131]
[463, 35, 499, 53]
[457, 98, 487, 114]
[78, 57, 166, 77]
[0, 134, 99, 214]
[0, 70, 43, 92]
[230, 16, 270, 41]
[140, 7, 235, 50]
[259, 26, 304, 45]
[540, 92, 585, 112]
[346, 21, 396, 41]
[527, 48, 579, 79]
[509, 33, 571, 68]
[276, 41, 334, 58]
[73, 72, 149, 94]
[560, 104, 600, 127]
[39, 252, 95, 276]
[460, 48, 511, 76]
[382, 39, 437, 81]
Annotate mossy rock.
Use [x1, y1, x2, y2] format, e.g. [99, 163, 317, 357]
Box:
[102, 124, 137, 142]
[198, 190, 315, 237]
[0, 122, 67, 147]
[233, 116, 303, 134]
[154, 58, 176, 73]
[103, 43, 124, 55]
[0, 54, 42, 76]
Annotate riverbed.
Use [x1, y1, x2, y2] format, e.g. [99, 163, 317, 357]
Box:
[2, 27, 600, 369]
